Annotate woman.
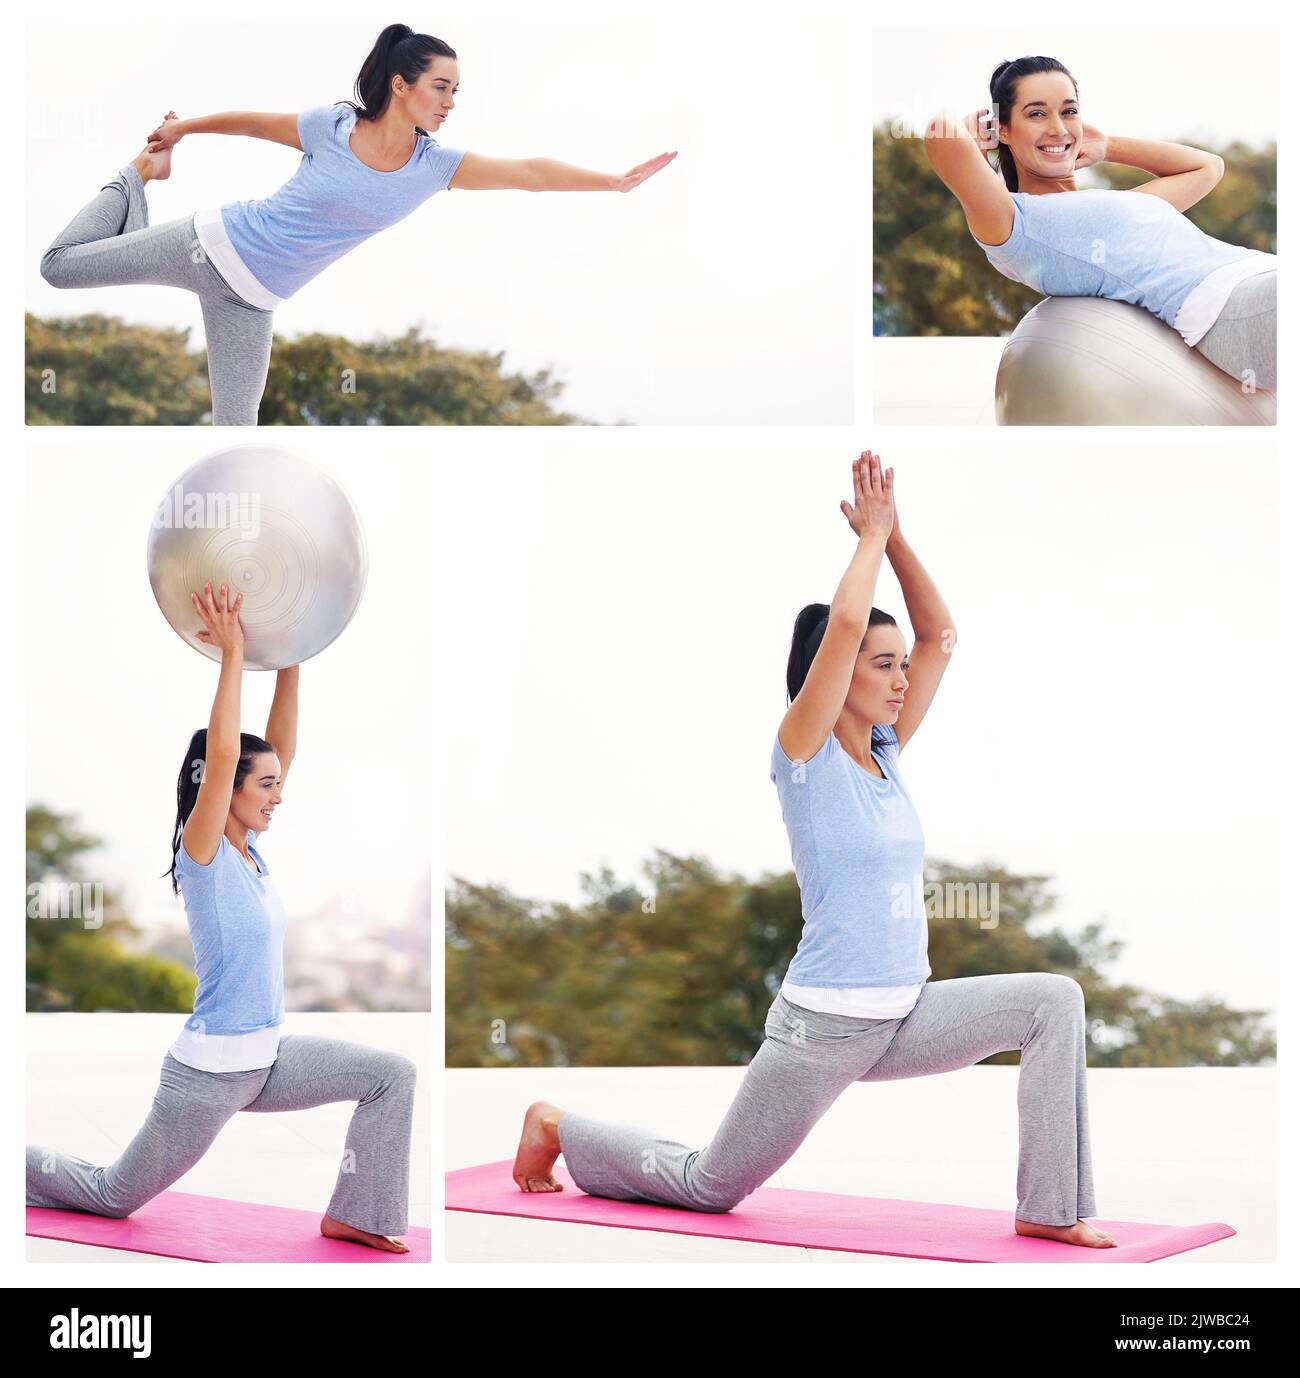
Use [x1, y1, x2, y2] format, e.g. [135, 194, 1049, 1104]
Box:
[924, 57, 1276, 391]
[26, 582, 417, 1254]
[512, 452, 1115, 1250]
[37, 23, 676, 424]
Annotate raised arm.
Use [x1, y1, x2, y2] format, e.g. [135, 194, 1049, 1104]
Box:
[923, 109, 1015, 245]
[264, 666, 299, 789]
[778, 454, 894, 764]
[148, 112, 303, 153]
[182, 583, 245, 868]
[1095, 132, 1225, 213]
[449, 150, 676, 192]
[881, 511, 957, 752]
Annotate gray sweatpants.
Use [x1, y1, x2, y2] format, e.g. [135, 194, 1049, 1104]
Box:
[26, 1035, 416, 1237]
[557, 972, 1097, 1227]
[38, 165, 274, 425]
[1194, 270, 1276, 392]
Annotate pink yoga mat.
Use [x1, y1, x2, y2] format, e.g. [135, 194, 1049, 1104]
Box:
[27, 1191, 430, 1263]
[446, 1161, 1234, 1263]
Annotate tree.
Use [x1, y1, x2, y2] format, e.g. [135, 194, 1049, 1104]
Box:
[25, 315, 586, 424]
[26, 805, 195, 1013]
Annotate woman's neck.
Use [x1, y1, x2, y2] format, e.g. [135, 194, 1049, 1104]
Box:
[358, 110, 418, 161]
[1014, 166, 1078, 196]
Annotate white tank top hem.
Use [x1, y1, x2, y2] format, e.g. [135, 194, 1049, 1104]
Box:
[1172, 253, 1276, 347]
[168, 1022, 283, 1073]
[781, 980, 923, 1019]
[192, 208, 284, 311]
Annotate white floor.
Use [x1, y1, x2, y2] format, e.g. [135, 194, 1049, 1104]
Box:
[873, 337, 1004, 425]
[26, 1011, 430, 1263]
[446, 1063, 1273, 1264]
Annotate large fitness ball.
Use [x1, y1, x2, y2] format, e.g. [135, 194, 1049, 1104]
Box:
[146, 445, 368, 671]
[995, 296, 1275, 426]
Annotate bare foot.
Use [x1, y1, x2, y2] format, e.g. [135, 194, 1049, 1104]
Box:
[1015, 1217, 1117, 1248]
[319, 1213, 409, 1253]
[513, 1100, 566, 1192]
[133, 111, 178, 184]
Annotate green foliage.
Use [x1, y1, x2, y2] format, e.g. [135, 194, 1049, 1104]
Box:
[873, 124, 1277, 336]
[26, 805, 195, 1013]
[446, 850, 1274, 1069]
[259, 328, 579, 425]
[25, 314, 583, 424]
[25, 313, 211, 424]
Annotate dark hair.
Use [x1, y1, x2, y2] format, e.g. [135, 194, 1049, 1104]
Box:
[785, 604, 899, 704]
[342, 23, 457, 134]
[168, 729, 275, 896]
[988, 56, 1079, 192]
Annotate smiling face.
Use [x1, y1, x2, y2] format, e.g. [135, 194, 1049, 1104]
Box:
[230, 752, 283, 836]
[997, 70, 1082, 180]
[846, 622, 909, 724]
[394, 55, 459, 130]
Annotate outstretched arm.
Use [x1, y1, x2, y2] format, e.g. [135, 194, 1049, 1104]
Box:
[449, 150, 676, 192]
[264, 666, 299, 788]
[148, 112, 303, 153]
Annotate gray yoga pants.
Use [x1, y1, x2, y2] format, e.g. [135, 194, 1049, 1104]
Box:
[558, 972, 1097, 1227]
[39, 165, 274, 425]
[1193, 269, 1276, 392]
[26, 1035, 416, 1237]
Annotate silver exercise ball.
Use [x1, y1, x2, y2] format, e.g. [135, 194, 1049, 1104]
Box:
[146, 445, 368, 671]
[995, 296, 1276, 426]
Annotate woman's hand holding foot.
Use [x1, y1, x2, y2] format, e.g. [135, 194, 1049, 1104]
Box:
[136, 111, 181, 182]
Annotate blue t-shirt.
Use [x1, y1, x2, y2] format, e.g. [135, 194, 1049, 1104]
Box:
[218, 104, 466, 300]
[972, 188, 1270, 331]
[175, 831, 287, 1036]
[770, 723, 930, 987]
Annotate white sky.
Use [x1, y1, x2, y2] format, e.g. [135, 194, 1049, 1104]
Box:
[25, 431, 434, 933]
[874, 26, 1277, 147]
[25, 4, 858, 425]
[444, 427, 1281, 1016]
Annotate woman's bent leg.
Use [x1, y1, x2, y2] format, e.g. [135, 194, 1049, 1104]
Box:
[39, 166, 196, 292]
[242, 1035, 416, 1236]
[25, 1054, 266, 1217]
[858, 972, 1096, 1226]
[1193, 270, 1277, 392]
[557, 996, 904, 1213]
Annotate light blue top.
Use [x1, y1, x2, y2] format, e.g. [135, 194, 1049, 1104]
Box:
[770, 723, 931, 987]
[972, 188, 1265, 331]
[218, 104, 466, 300]
[175, 831, 287, 1036]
